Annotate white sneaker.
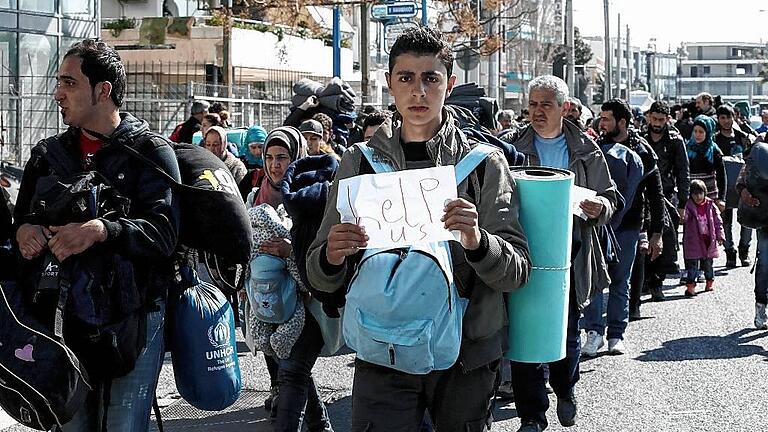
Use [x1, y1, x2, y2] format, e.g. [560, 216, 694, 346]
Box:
[755, 303, 768, 330]
[607, 338, 626, 355]
[582, 331, 604, 357]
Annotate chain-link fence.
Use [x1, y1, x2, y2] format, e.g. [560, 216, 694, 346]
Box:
[0, 60, 369, 166]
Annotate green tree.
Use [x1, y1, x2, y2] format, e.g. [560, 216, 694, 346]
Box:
[553, 27, 593, 67]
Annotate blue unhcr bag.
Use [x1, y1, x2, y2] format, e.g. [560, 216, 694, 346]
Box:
[246, 253, 298, 324]
[169, 267, 242, 411]
[342, 143, 496, 374]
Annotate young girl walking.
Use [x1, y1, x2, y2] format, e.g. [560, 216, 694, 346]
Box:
[682, 179, 725, 296]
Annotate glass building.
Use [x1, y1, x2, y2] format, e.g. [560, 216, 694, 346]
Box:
[0, 0, 98, 165]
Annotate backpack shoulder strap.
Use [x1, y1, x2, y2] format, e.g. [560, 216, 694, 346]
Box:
[118, 134, 183, 187]
[454, 144, 497, 183]
[356, 143, 394, 174]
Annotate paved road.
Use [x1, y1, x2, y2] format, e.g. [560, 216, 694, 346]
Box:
[3, 241, 767, 431]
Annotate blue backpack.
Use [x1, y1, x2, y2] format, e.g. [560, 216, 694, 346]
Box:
[246, 253, 298, 324]
[343, 143, 497, 374]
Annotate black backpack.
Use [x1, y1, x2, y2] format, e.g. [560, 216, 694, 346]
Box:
[19, 169, 147, 381]
[118, 136, 253, 264]
[0, 281, 91, 430]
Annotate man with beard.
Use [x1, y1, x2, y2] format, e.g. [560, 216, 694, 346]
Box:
[595, 99, 665, 328]
[715, 104, 754, 267]
[642, 101, 690, 297]
[695, 92, 717, 120]
[564, 97, 598, 140]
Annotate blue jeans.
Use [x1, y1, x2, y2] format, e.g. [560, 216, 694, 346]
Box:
[755, 229, 768, 304]
[61, 301, 166, 432]
[722, 208, 753, 252]
[275, 309, 331, 432]
[582, 228, 639, 340]
[510, 287, 580, 429]
[685, 259, 714, 282]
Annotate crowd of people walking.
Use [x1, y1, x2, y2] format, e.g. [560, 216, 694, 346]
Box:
[1, 26, 767, 432]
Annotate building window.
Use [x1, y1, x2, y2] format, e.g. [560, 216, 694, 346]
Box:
[702, 66, 710, 75]
[19, 0, 54, 13]
[690, 66, 698, 77]
[732, 48, 741, 57]
[62, 0, 93, 17]
[0, 0, 17, 9]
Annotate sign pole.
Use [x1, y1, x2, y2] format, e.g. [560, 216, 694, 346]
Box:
[333, 6, 341, 78]
[421, 0, 427, 26]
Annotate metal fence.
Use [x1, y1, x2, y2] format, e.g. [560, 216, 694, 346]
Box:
[0, 60, 367, 166]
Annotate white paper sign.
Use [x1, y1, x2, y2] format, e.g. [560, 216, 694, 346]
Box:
[571, 185, 597, 220]
[336, 166, 457, 248]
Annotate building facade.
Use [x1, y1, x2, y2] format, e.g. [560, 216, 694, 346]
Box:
[680, 42, 768, 104]
[0, 0, 99, 164]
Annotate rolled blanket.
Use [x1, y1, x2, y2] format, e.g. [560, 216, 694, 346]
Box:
[448, 82, 486, 98]
[291, 94, 310, 109]
[293, 78, 324, 97]
[478, 97, 500, 131]
[319, 94, 355, 113]
[320, 76, 357, 100]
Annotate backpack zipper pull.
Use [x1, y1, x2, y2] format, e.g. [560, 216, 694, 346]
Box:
[388, 343, 396, 365]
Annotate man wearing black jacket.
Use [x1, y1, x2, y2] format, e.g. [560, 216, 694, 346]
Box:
[643, 101, 690, 299]
[14, 39, 180, 431]
[715, 104, 754, 267]
[597, 99, 665, 329]
[175, 100, 209, 144]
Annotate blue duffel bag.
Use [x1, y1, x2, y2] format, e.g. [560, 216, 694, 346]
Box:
[169, 266, 242, 411]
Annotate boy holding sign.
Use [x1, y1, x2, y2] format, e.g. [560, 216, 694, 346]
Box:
[307, 27, 531, 431]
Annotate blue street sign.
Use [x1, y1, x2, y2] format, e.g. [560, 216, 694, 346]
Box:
[371, 1, 418, 21]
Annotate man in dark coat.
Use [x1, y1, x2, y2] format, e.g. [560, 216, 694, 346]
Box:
[176, 100, 210, 144]
[643, 101, 690, 297]
[13, 39, 180, 431]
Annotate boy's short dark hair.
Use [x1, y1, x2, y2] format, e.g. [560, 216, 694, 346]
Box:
[716, 104, 734, 118]
[312, 113, 333, 135]
[601, 98, 633, 125]
[203, 113, 221, 126]
[388, 27, 454, 77]
[363, 110, 392, 129]
[648, 101, 670, 116]
[64, 39, 126, 107]
[690, 179, 707, 195]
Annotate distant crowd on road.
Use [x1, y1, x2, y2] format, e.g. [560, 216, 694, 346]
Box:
[1, 26, 768, 432]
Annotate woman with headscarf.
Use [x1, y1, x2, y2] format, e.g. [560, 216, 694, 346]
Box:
[687, 115, 726, 210]
[243, 127, 334, 431]
[239, 125, 268, 200]
[204, 126, 247, 183]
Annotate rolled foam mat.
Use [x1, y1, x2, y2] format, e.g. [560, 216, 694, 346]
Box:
[505, 167, 574, 363]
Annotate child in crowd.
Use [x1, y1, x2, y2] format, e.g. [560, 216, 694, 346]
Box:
[682, 180, 725, 296]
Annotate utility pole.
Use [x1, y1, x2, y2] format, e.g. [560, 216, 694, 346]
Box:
[565, 0, 575, 95]
[626, 25, 631, 97]
[422, 0, 428, 26]
[488, 0, 501, 103]
[333, 6, 341, 77]
[616, 13, 621, 99]
[603, 0, 612, 100]
[222, 0, 233, 98]
[361, 2, 370, 103]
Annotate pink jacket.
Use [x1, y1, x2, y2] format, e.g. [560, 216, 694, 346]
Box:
[682, 198, 725, 260]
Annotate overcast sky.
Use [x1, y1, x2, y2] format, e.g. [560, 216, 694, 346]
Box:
[572, 0, 768, 53]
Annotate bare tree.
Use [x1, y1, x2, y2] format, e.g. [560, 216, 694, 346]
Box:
[433, 0, 538, 56]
